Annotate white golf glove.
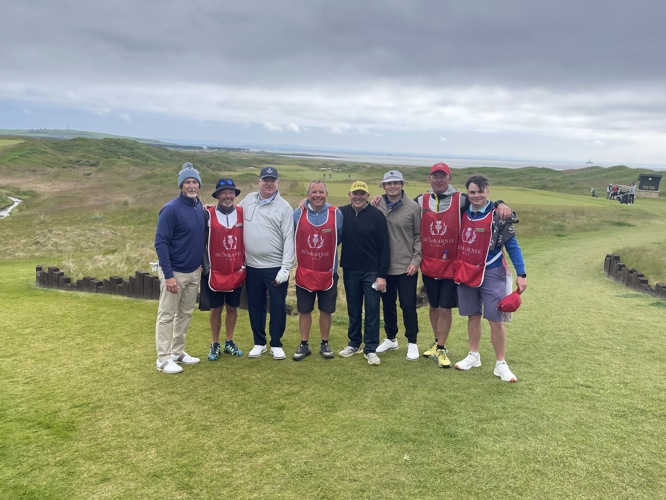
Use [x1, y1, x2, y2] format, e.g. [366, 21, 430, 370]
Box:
[274, 267, 290, 285]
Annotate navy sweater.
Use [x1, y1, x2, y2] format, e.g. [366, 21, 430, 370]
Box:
[339, 203, 390, 278]
[154, 193, 205, 279]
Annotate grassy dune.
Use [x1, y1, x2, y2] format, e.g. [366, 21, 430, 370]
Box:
[1, 138, 666, 498]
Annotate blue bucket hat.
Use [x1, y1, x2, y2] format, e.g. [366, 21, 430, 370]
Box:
[212, 178, 241, 198]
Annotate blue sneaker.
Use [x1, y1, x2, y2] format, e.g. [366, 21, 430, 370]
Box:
[208, 342, 221, 361]
[224, 340, 243, 357]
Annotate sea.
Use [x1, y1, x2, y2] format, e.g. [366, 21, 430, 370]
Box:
[173, 138, 666, 172]
[258, 148, 666, 172]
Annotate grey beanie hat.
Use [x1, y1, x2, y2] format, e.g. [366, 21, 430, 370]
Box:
[177, 162, 202, 188]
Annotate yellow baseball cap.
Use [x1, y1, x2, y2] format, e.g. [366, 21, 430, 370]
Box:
[349, 180, 370, 194]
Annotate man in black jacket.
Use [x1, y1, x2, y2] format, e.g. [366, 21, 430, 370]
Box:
[338, 181, 390, 365]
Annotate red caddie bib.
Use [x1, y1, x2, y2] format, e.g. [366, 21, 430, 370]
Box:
[420, 191, 461, 279]
[453, 209, 494, 287]
[295, 206, 338, 292]
[206, 206, 246, 292]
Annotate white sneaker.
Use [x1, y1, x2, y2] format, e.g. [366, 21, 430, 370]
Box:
[494, 361, 518, 382]
[171, 352, 200, 364]
[156, 359, 183, 374]
[406, 343, 419, 361]
[376, 338, 398, 353]
[455, 352, 481, 371]
[270, 347, 286, 360]
[364, 352, 381, 365]
[339, 346, 359, 357]
[248, 345, 267, 358]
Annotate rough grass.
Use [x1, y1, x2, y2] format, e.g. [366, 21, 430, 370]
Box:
[612, 243, 666, 285]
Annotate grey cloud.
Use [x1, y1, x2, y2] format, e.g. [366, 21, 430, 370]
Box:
[4, 0, 666, 88]
[2, 0, 666, 164]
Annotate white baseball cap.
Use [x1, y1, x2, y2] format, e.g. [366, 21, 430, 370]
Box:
[379, 170, 407, 187]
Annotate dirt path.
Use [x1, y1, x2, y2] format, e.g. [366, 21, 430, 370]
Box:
[0, 196, 22, 219]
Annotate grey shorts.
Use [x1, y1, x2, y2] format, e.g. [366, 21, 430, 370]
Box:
[457, 266, 508, 322]
[296, 274, 339, 314]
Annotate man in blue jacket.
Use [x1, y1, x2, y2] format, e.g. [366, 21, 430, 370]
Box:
[154, 162, 206, 374]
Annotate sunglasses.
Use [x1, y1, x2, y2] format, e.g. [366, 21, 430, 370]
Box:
[216, 179, 235, 187]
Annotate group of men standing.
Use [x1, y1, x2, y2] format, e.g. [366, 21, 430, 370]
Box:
[606, 182, 637, 204]
[154, 160, 527, 382]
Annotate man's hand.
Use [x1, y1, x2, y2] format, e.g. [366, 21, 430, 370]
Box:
[375, 277, 387, 292]
[274, 268, 290, 285]
[165, 277, 179, 294]
[370, 195, 382, 207]
[298, 198, 307, 211]
[405, 264, 418, 276]
[516, 276, 528, 294]
[496, 202, 513, 220]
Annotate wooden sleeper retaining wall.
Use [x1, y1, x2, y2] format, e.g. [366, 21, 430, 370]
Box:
[604, 254, 666, 300]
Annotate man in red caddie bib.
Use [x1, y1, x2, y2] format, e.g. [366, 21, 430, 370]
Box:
[291, 180, 343, 361]
[200, 178, 246, 361]
[453, 174, 527, 382]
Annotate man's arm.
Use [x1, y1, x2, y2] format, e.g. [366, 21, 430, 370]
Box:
[201, 209, 211, 275]
[154, 207, 175, 279]
[293, 207, 302, 235]
[505, 237, 527, 293]
[376, 212, 390, 279]
[335, 208, 344, 241]
[408, 202, 422, 275]
[280, 205, 295, 271]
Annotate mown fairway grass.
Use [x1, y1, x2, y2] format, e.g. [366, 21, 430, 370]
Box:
[2, 142, 666, 498]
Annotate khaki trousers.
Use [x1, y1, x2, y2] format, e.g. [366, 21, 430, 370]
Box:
[155, 268, 201, 361]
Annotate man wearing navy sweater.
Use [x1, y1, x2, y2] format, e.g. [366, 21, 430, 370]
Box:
[154, 163, 206, 374]
[338, 181, 390, 365]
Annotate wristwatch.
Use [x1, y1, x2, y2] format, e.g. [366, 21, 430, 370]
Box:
[517, 273, 527, 278]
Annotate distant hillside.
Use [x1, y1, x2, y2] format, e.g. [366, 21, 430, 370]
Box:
[448, 164, 652, 194]
[0, 128, 249, 152]
[0, 128, 163, 144]
[0, 136, 661, 197]
[0, 137, 263, 184]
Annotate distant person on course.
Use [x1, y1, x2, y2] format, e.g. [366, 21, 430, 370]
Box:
[238, 167, 295, 360]
[292, 180, 343, 361]
[416, 162, 512, 369]
[200, 178, 246, 361]
[628, 182, 637, 204]
[154, 162, 205, 374]
[453, 174, 527, 382]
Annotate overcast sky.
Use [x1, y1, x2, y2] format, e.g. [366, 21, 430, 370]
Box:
[2, 0, 666, 167]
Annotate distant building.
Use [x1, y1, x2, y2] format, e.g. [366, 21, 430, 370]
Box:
[637, 174, 662, 198]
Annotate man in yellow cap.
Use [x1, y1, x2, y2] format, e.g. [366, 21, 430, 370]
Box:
[338, 181, 390, 365]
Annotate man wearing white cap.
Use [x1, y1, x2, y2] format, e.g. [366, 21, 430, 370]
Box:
[238, 166, 295, 360]
[373, 170, 422, 361]
[154, 162, 205, 374]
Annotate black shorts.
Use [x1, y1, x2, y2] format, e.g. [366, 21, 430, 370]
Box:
[199, 273, 243, 311]
[296, 274, 338, 314]
[422, 274, 458, 309]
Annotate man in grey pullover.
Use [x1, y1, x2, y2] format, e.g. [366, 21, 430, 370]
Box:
[238, 167, 295, 360]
